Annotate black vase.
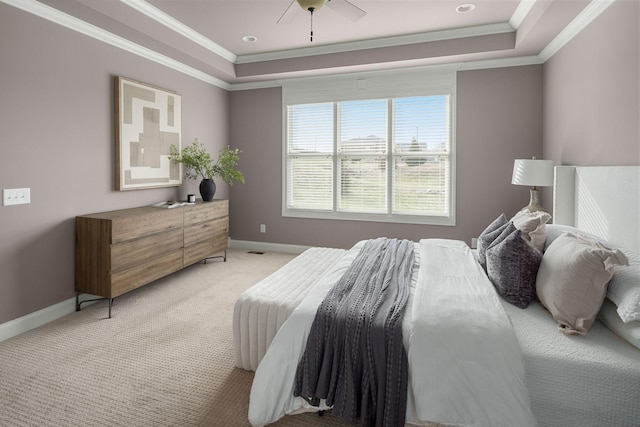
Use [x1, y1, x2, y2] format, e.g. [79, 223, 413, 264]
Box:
[199, 179, 216, 201]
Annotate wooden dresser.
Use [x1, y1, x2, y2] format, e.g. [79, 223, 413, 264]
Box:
[75, 200, 228, 316]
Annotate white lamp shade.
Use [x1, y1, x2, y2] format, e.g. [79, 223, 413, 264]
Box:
[511, 159, 554, 187]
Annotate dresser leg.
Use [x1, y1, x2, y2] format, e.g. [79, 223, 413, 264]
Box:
[203, 249, 227, 263]
[76, 294, 114, 318]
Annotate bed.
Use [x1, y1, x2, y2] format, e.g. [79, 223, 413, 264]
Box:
[233, 247, 347, 371]
[234, 165, 640, 427]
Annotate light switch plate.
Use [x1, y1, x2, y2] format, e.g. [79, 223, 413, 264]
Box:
[3, 188, 31, 206]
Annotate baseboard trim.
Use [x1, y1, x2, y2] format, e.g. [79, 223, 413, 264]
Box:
[229, 239, 310, 254]
[1, 241, 304, 342]
[0, 297, 77, 342]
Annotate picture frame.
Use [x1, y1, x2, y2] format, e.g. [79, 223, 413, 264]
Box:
[115, 76, 182, 191]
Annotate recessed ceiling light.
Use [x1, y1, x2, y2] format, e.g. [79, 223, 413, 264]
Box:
[242, 35, 258, 43]
[456, 3, 476, 13]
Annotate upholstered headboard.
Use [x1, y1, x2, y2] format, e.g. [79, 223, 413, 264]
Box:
[553, 165, 640, 251]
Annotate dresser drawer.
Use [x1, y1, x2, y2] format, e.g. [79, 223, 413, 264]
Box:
[111, 207, 183, 243]
[111, 228, 184, 272]
[184, 217, 228, 247]
[184, 200, 228, 226]
[183, 233, 228, 267]
[110, 249, 183, 298]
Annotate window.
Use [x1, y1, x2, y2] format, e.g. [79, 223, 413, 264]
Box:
[283, 70, 456, 225]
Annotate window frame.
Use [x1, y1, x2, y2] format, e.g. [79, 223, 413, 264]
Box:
[281, 68, 457, 226]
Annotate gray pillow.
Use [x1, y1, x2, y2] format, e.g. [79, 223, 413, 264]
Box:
[486, 229, 543, 309]
[476, 213, 508, 270]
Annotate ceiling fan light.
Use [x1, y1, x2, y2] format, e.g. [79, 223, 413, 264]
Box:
[297, 0, 326, 11]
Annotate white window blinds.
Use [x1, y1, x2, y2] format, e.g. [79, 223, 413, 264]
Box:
[286, 103, 334, 210]
[283, 69, 456, 225]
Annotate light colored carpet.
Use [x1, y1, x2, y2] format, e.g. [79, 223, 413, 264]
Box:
[0, 249, 350, 427]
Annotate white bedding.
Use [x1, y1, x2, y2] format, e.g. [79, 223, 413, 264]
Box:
[409, 240, 534, 426]
[233, 247, 346, 371]
[501, 298, 640, 427]
[236, 246, 640, 426]
[248, 239, 536, 427]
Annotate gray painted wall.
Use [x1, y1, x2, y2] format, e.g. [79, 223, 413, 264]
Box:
[1, 1, 638, 326]
[0, 5, 229, 325]
[229, 65, 544, 248]
[543, 0, 639, 167]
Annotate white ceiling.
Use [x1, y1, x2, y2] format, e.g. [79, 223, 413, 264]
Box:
[151, 0, 520, 55]
[14, 0, 611, 87]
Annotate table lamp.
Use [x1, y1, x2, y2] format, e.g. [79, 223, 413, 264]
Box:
[511, 157, 554, 212]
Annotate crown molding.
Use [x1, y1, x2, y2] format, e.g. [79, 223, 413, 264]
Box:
[228, 0, 616, 90]
[458, 55, 544, 71]
[510, 0, 538, 30]
[2, 0, 231, 90]
[539, 0, 617, 61]
[227, 56, 545, 91]
[235, 22, 515, 65]
[228, 80, 283, 92]
[120, 0, 237, 63]
[3, 0, 617, 91]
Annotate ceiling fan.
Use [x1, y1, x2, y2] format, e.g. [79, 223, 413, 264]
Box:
[277, 0, 367, 42]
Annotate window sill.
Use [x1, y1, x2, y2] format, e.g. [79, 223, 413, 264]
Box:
[282, 208, 455, 226]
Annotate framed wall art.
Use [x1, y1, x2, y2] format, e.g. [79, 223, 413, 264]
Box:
[115, 76, 182, 191]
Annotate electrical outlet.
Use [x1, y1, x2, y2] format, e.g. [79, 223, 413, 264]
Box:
[3, 188, 31, 206]
[260, 224, 266, 233]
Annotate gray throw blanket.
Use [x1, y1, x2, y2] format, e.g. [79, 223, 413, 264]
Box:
[293, 238, 414, 427]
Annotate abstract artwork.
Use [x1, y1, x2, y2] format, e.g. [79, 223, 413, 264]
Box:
[115, 76, 182, 190]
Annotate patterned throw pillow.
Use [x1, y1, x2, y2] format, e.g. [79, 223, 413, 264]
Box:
[476, 213, 508, 270]
[486, 229, 543, 309]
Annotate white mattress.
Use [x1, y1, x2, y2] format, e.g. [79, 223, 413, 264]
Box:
[233, 247, 346, 371]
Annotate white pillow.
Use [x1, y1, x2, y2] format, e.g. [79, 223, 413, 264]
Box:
[545, 226, 640, 323]
[598, 298, 640, 351]
[544, 224, 580, 251]
[607, 248, 640, 323]
[536, 232, 629, 336]
[510, 210, 551, 252]
[544, 224, 602, 251]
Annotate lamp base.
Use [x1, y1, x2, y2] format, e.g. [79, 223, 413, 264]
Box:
[520, 188, 547, 213]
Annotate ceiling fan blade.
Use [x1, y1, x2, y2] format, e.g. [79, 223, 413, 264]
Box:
[277, 0, 302, 24]
[326, 0, 366, 22]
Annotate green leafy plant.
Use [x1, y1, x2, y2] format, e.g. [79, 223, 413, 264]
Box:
[169, 138, 245, 186]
